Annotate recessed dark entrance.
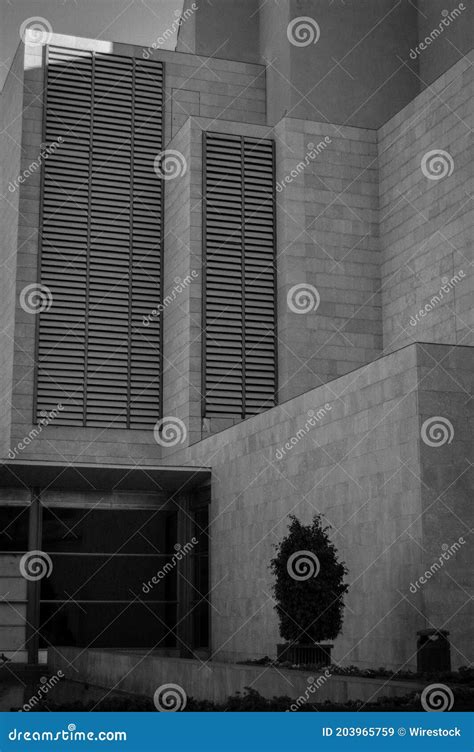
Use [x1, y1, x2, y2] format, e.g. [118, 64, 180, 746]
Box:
[39, 507, 179, 650]
[0, 464, 211, 663]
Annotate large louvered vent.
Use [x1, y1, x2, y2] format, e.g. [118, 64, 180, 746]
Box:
[203, 132, 277, 418]
[36, 46, 163, 428]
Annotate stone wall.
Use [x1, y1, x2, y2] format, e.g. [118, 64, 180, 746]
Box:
[275, 118, 382, 402]
[416, 343, 473, 668]
[203, 0, 420, 129]
[177, 0, 261, 65]
[167, 342, 472, 669]
[166, 345, 404, 667]
[379, 54, 473, 354]
[284, 0, 419, 129]
[417, 0, 473, 87]
[0, 42, 25, 458]
[163, 114, 384, 434]
[178, 0, 471, 130]
[161, 118, 202, 448]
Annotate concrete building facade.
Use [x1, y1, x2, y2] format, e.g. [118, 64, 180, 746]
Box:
[0, 1, 472, 675]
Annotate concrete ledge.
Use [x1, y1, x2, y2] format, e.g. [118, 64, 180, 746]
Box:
[49, 647, 424, 706]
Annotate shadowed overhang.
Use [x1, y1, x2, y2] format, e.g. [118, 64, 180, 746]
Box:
[0, 461, 211, 493]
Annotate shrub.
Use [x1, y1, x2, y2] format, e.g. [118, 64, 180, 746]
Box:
[270, 515, 348, 644]
[19, 686, 474, 712]
[237, 660, 474, 685]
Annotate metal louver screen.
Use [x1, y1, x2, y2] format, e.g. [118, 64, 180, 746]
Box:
[36, 46, 163, 428]
[203, 132, 277, 418]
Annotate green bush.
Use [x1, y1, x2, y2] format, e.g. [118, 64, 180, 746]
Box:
[270, 515, 349, 644]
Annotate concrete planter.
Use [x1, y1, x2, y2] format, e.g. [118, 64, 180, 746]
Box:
[49, 647, 425, 707]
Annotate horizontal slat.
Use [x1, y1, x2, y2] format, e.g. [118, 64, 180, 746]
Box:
[204, 132, 276, 418]
[37, 46, 163, 428]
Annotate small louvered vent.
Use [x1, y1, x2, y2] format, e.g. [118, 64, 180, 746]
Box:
[203, 132, 277, 418]
[37, 46, 163, 428]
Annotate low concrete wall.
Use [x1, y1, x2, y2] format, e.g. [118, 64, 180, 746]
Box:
[49, 647, 424, 706]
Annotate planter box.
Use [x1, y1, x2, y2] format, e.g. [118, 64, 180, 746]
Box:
[49, 647, 425, 706]
[277, 643, 333, 667]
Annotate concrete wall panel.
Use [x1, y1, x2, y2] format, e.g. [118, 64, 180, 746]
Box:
[379, 55, 473, 353]
[275, 117, 382, 402]
[168, 344, 431, 669]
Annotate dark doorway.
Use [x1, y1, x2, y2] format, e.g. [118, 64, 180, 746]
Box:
[39, 507, 179, 650]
